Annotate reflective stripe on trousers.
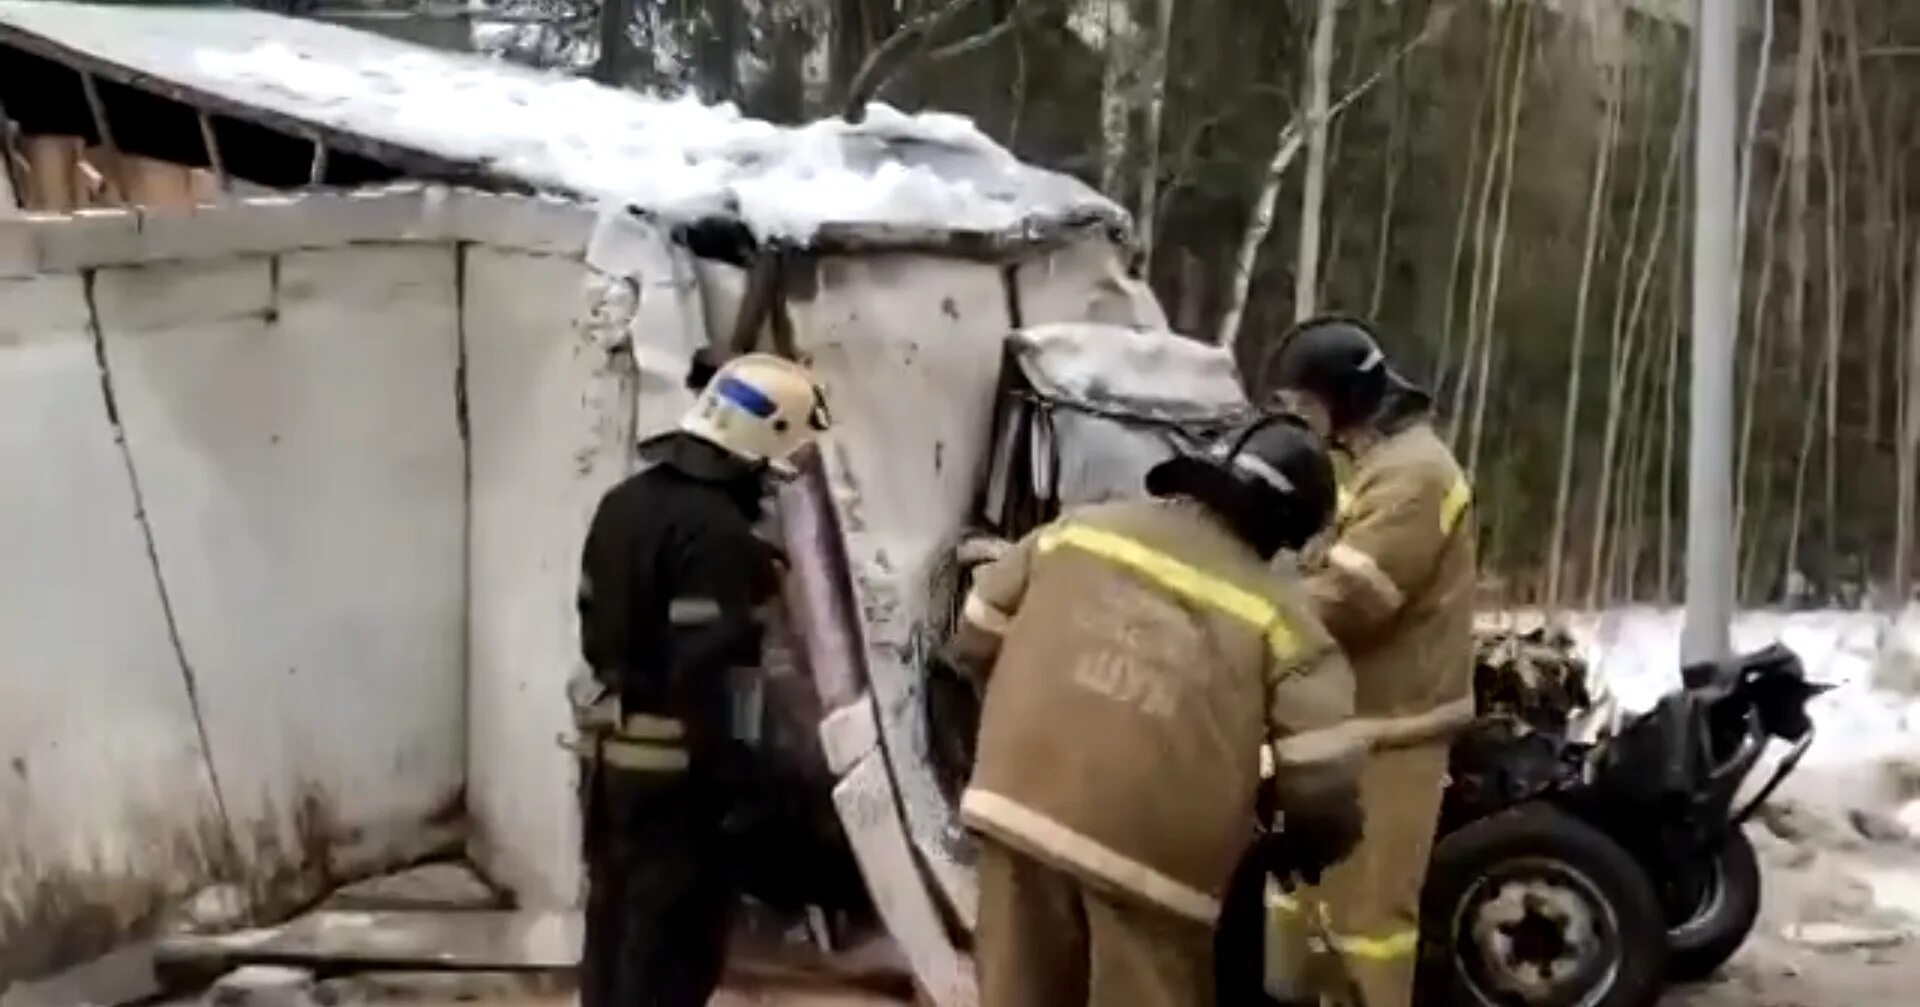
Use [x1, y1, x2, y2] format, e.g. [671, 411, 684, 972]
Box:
[1267, 888, 1418, 961]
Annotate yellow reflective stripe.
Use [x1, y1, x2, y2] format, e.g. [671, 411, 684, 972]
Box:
[1264, 892, 1418, 960]
[1330, 928, 1419, 960]
[1039, 524, 1300, 661]
[570, 735, 689, 772]
[1442, 477, 1472, 535]
[600, 738, 689, 772]
[620, 712, 685, 741]
[1336, 485, 1356, 520]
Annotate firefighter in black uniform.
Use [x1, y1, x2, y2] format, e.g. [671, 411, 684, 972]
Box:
[572, 352, 831, 1007]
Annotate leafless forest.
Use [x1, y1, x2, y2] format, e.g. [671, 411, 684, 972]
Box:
[243, 0, 1920, 611]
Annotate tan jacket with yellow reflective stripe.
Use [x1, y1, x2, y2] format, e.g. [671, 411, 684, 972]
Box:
[1307, 420, 1476, 734]
[952, 498, 1361, 923]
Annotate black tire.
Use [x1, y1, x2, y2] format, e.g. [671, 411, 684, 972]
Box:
[1419, 803, 1666, 1007]
[1663, 827, 1762, 982]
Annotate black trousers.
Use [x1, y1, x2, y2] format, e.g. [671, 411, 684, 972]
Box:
[578, 761, 734, 1007]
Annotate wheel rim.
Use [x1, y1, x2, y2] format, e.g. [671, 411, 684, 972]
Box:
[1450, 857, 1623, 1007]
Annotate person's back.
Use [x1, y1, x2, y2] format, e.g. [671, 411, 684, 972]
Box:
[951, 414, 1365, 1007]
[571, 352, 829, 1007]
[579, 463, 777, 758]
[965, 496, 1352, 922]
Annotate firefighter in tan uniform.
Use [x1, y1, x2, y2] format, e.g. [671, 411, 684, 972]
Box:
[944, 415, 1369, 1007]
[1266, 317, 1477, 1007]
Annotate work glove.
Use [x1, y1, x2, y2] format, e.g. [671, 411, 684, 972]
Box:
[1259, 769, 1364, 887]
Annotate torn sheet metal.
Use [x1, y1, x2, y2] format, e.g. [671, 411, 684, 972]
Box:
[831, 752, 977, 1007]
[1011, 240, 1168, 331]
[791, 253, 1015, 944]
[1010, 323, 1251, 423]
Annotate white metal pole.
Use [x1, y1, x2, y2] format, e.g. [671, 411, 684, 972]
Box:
[1684, 0, 1738, 663]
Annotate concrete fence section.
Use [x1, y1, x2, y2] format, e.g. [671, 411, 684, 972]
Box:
[0, 271, 229, 982]
[0, 184, 1158, 999]
[91, 248, 468, 892]
[0, 189, 605, 984]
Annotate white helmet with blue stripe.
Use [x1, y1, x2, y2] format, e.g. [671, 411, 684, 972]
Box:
[679, 352, 830, 475]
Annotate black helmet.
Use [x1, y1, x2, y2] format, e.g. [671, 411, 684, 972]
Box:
[1146, 413, 1337, 559]
[1263, 315, 1424, 430]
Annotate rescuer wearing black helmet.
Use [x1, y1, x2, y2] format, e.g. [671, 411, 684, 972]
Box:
[1262, 314, 1430, 441]
[945, 413, 1365, 1007]
[1261, 316, 1478, 1007]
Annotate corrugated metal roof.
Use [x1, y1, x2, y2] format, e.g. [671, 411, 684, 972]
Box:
[0, 1, 1124, 245]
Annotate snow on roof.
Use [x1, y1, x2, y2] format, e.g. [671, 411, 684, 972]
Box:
[1011, 324, 1251, 424]
[0, 1, 1125, 245]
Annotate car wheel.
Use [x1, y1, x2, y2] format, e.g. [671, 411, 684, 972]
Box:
[1419, 804, 1666, 1007]
[1664, 826, 1762, 981]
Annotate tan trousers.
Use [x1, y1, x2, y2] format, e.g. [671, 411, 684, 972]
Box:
[1271, 743, 1449, 1007]
[976, 838, 1216, 1007]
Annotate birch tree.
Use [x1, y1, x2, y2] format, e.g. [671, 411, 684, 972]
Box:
[1545, 49, 1625, 612]
[1465, 0, 1536, 481]
[1898, 231, 1920, 600]
[1216, 3, 1457, 350]
[1294, 0, 1338, 320]
[1135, 0, 1176, 265]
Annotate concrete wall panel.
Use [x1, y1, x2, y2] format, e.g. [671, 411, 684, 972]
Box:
[464, 248, 635, 907]
[0, 274, 225, 982]
[92, 249, 467, 899]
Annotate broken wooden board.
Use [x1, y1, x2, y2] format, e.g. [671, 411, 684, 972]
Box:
[153, 910, 579, 987]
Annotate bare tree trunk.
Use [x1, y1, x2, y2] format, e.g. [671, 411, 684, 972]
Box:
[1134, 0, 1176, 267]
[1546, 55, 1624, 612]
[1784, 351, 1828, 602]
[1660, 263, 1683, 604]
[1098, 0, 1137, 197]
[1817, 49, 1844, 594]
[1293, 0, 1338, 321]
[841, 0, 995, 121]
[1841, 0, 1887, 445]
[593, 0, 635, 84]
[1785, 0, 1820, 377]
[1590, 62, 1690, 610]
[1732, 0, 1776, 339]
[1451, 1, 1522, 444]
[1736, 168, 1789, 584]
[1213, 7, 1455, 349]
[1368, 70, 1410, 319]
[1465, 0, 1535, 482]
[1900, 232, 1920, 600]
[1617, 321, 1663, 603]
[1317, 0, 1382, 310]
[1435, 5, 1506, 394]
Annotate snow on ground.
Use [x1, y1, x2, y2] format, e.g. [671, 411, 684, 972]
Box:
[1486, 607, 1920, 773]
[0, 2, 1121, 243]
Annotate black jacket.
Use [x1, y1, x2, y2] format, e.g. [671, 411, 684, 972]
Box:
[577, 461, 782, 756]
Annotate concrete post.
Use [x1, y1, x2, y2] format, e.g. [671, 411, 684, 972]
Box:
[1684, 0, 1738, 663]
